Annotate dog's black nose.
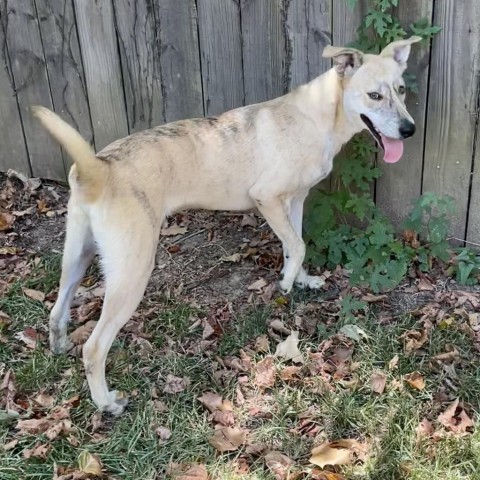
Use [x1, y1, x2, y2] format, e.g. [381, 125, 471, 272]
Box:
[399, 120, 415, 139]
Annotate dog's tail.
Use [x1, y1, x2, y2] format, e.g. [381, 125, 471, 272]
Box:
[32, 106, 107, 200]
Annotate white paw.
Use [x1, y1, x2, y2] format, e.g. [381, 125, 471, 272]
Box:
[295, 273, 325, 290]
[279, 277, 294, 294]
[50, 331, 72, 355]
[100, 390, 129, 416]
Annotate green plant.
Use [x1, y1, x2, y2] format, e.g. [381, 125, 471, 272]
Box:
[303, 1, 473, 293]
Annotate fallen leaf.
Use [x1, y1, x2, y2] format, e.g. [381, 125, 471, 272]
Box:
[155, 426, 172, 443]
[264, 450, 295, 480]
[417, 279, 434, 291]
[400, 329, 428, 354]
[22, 288, 45, 302]
[34, 393, 55, 408]
[361, 293, 388, 303]
[416, 418, 434, 439]
[370, 372, 387, 394]
[14, 327, 40, 349]
[70, 320, 97, 345]
[310, 471, 345, 480]
[338, 324, 369, 342]
[173, 464, 208, 480]
[208, 426, 247, 452]
[248, 278, 267, 292]
[198, 392, 223, 413]
[164, 375, 190, 394]
[36, 198, 50, 213]
[438, 399, 474, 435]
[241, 214, 257, 228]
[254, 335, 270, 352]
[23, 442, 51, 459]
[280, 365, 302, 381]
[220, 253, 242, 263]
[161, 224, 188, 236]
[388, 354, 399, 370]
[89, 412, 103, 433]
[404, 372, 425, 390]
[0, 211, 14, 231]
[310, 439, 366, 468]
[431, 348, 460, 364]
[212, 410, 235, 427]
[253, 355, 275, 389]
[78, 450, 103, 475]
[269, 319, 291, 335]
[275, 331, 304, 364]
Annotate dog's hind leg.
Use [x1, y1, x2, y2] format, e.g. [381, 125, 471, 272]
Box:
[50, 203, 96, 354]
[82, 227, 158, 415]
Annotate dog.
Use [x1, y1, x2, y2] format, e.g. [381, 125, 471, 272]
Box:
[33, 36, 421, 415]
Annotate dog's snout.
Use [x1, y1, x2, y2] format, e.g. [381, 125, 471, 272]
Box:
[399, 120, 415, 139]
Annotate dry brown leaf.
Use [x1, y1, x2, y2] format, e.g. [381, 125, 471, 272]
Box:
[431, 348, 460, 363]
[264, 450, 295, 480]
[309, 439, 367, 468]
[155, 426, 172, 443]
[400, 329, 428, 354]
[0, 211, 14, 231]
[34, 393, 55, 408]
[417, 279, 434, 291]
[361, 293, 388, 303]
[269, 319, 291, 335]
[370, 372, 387, 394]
[212, 410, 235, 427]
[280, 365, 302, 381]
[173, 464, 209, 480]
[310, 471, 345, 480]
[3, 439, 19, 451]
[404, 372, 425, 390]
[275, 331, 304, 364]
[70, 320, 97, 345]
[14, 327, 40, 349]
[241, 213, 257, 228]
[198, 392, 223, 413]
[161, 224, 188, 236]
[78, 450, 103, 475]
[248, 278, 267, 292]
[164, 375, 190, 394]
[23, 442, 51, 459]
[388, 354, 399, 370]
[22, 288, 45, 302]
[208, 426, 247, 452]
[89, 412, 103, 433]
[438, 399, 474, 435]
[416, 418, 434, 439]
[254, 335, 270, 352]
[220, 253, 242, 263]
[253, 355, 276, 389]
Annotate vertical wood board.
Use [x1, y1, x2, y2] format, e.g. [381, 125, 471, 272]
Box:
[423, 0, 480, 239]
[113, 0, 164, 132]
[73, 0, 128, 150]
[155, 0, 203, 122]
[196, 0, 244, 116]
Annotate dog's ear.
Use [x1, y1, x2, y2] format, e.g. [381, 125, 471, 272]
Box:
[380, 36, 422, 67]
[322, 45, 364, 77]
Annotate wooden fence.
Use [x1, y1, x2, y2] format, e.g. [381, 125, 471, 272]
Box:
[0, 0, 479, 243]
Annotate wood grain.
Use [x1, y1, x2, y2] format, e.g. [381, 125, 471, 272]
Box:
[113, 0, 164, 132]
[376, 0, 434, 228]
[332, 0, 368, 47]
[423, 0, 480, 239]
[3, 0, 64, 180]
[286, 0, 332, 89]
[155, 0, 203, 122]
[35, 0, 93, 172]
[196, 0, 244, 116]
[73, 0, 128, 150]
[0, 8, 30, 176]
[241, 0, 285, 104]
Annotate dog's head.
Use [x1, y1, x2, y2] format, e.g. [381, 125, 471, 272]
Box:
[323, 36, 422, 163]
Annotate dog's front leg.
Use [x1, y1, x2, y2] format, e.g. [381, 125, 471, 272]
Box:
[252, 196, 304, 293]
[288, 196, 325, 290]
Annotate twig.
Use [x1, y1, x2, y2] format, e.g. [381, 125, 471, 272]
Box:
[169, 229, 206, 245]
[447, 237, 480, 248]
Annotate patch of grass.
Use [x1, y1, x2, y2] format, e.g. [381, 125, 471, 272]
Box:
[1, 254, 480, 479]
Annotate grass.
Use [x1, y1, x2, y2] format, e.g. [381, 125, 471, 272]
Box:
[1, 256, 480, 479]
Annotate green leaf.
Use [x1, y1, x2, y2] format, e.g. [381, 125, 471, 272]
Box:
[339, 324, 370, 342]
[410, 18, 442, 39]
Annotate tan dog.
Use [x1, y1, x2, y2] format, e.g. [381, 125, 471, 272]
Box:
[33, 37, 421, 415]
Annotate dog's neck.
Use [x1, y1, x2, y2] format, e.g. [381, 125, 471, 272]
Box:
[295, 69, 364, 154]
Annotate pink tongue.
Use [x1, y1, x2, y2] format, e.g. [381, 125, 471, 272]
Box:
[381, 135, 404, 163]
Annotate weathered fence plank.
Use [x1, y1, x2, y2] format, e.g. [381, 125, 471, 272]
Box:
[241, 0, 285, 104]
[423, 0, 480, 240]
[332, 0, 368, 47]
[155, 0, 203, 122]
[113, 0, 164, 132]
[73, 0, 128, 150]
[376, 0, 434, 228]
[0, 14, 30, 176]
[36, 0, 93, 173]
[197, 0, 244, 116]
[3, 0, 65, 180]
[286, 0, 332, 89]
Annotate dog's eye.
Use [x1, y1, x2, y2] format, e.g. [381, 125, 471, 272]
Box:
[398, 85, 406, 95]
[368, 92, 382, 100]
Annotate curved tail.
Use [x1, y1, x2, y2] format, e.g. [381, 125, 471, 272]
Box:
[32, 106, 107, 200]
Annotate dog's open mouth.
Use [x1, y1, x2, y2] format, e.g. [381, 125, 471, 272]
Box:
[360, 114, 404, 164]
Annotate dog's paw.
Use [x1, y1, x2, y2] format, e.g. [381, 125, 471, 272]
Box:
[49, 332, 72, 355]
[101, 390, 129, 416]
[279, 278, 294, 294]
[297, 275, 325, 290]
